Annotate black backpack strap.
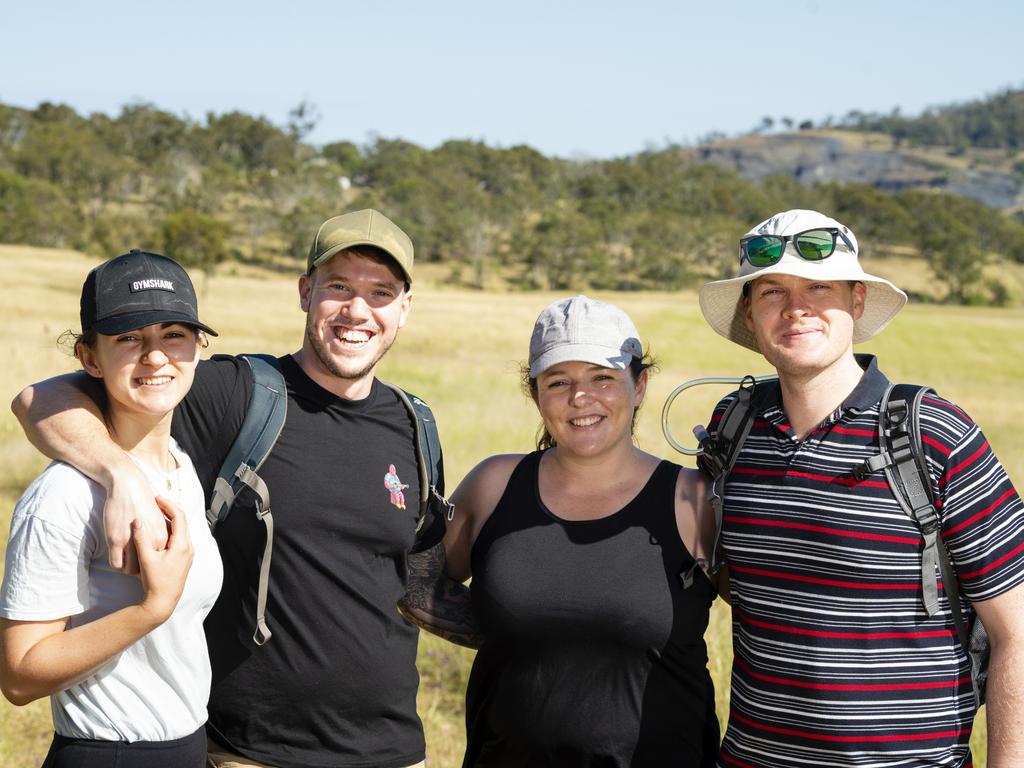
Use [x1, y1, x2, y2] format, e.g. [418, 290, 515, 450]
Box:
[690, 375, 764, 585]
[207, 353, 287, 646]
[382, 383, 454, 532]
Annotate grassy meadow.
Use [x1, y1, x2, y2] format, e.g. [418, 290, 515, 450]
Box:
[2, 244, 1022, 766]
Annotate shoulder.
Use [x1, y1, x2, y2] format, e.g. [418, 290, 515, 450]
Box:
[12, 462, 103, 534]
[463, 454, 526, 491]
[184, 354, 251, 407]
[916, 391, 977, 442]
[707, 389, 742, 429]
[21, 462, 102, 507]
[172, 355, 256, 468]
[198, 353, 247, 380]
[712, 390, 740, 412]
[451, 454, 527, 518]
[378, 381, 434, 418]
[907, 389, 990, 471]
[672, 464, 709, 504]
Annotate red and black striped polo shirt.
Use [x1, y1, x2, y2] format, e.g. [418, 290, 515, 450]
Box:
[711, 355, 1024, 768]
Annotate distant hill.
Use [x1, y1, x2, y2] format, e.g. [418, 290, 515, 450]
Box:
[692, 87, 1024, 211]
[835, 87, 1024, 150]
[689, 130, 1022, 210]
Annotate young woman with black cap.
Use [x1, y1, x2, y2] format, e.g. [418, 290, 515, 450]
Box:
[0, 250, 223, 768]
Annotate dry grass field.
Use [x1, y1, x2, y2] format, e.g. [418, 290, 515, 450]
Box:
[2, 244, 1021, 766]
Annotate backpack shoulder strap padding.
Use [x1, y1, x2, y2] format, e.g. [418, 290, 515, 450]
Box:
[870, 385, 970, 638]
[870, 383, 985, 704]
[206, 353, 288, 646]
[207, 354, 288, 529]
[868, 384, 948, 617]
[691, 375, 767, 583]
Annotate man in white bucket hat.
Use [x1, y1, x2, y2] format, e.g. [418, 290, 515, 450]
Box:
[698, 209, 1024, 766]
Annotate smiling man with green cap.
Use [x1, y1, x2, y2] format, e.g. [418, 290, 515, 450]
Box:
[698, 209, 1024, 767]
[13, 209, 460, 768]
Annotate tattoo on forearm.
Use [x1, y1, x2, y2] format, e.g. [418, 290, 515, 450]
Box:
[399, 543, 483, 649]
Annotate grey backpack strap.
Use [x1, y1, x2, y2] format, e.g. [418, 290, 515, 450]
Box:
[861, 383, 986, 705]
[207, 354, 287, 646]
[382, 383, 453, 533]
[691, 375, 762, 585]
[860, 384, 945, 616]
[887, 385, 970, 644]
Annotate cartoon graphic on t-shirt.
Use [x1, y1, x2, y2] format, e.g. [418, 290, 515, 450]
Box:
[384, 464, 408, 509]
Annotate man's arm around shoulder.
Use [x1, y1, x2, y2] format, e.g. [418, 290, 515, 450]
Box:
[11, 373, 165, 570]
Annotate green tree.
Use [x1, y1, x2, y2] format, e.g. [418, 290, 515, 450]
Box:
[160, 209, 231, 286]
[0, 170, 82, 246]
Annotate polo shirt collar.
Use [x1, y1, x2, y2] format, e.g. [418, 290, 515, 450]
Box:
[844, 354, 890, 413]
[758, 354, 890, 434]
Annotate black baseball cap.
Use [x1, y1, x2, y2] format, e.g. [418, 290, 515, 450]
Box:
[80, 249, 218, 336]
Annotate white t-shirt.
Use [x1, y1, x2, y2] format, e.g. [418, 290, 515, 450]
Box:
[0, 439, 223, 742]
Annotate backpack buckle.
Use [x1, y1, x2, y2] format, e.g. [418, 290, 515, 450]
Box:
[431, 487, 456, 521]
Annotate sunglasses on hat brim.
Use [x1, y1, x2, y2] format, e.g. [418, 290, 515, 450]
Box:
[739, 227, 855, 267]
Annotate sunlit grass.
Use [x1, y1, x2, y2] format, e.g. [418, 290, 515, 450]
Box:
[2, 245, 1018, 766]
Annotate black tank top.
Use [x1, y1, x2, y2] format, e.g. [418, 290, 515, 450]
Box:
[464, 451, 719, 767]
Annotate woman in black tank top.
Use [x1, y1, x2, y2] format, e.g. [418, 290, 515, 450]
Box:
[442, 296, 721, 767]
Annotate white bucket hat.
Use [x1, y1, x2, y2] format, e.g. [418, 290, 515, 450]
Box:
[698, 209, 908, 353]
[529, 295, 642, 377]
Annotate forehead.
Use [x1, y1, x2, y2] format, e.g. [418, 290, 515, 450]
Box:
[749, 274, 851, 291]
[314, 250, 405, 285]
[538, 361, 621, 378]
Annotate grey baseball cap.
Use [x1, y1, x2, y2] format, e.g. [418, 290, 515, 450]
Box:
[528, 295, 643, 377]
[307, 209, 414, 283]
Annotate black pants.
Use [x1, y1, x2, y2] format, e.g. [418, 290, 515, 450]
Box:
[41, 725, 206, 768]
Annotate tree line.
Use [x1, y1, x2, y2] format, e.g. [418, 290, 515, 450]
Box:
[834, 87, 1024, 152]
[1, 97, 1022, 305]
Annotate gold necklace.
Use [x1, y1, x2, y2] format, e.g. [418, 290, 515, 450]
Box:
[124, 450, 178, 496]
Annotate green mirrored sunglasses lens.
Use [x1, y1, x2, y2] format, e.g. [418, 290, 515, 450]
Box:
[794, 230, 836, 260]
[744, 236, 784, 266]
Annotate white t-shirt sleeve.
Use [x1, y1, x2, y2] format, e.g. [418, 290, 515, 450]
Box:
[0, 463, 103, 621]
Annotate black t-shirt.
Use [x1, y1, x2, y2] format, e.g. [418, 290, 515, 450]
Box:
[465, 451, 719, 767]
[171, 354, 434, 768]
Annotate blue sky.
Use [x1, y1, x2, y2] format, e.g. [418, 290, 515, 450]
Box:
[2, 0, 1020, 158]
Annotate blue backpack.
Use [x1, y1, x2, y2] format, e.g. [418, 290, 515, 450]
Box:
[204, 354, 452, 646]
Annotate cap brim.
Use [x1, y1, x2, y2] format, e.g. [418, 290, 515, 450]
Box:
[529, 343, 636, 377]
[91, 310, 218, 337]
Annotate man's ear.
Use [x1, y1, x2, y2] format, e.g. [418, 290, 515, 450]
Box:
[298, 272, 313, 313]
[852, 281, 867, 320]
[397, 289, 413, 329]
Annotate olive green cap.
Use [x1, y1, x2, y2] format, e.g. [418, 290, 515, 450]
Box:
[306, 209, 414, 283]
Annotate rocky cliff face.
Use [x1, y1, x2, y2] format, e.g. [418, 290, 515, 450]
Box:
[691, 134, 1022, 209]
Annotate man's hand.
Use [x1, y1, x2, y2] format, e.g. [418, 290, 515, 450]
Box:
[105, 465, 168, 573]
[398, 542, 482, 649]
[12, 373, 171, 571]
